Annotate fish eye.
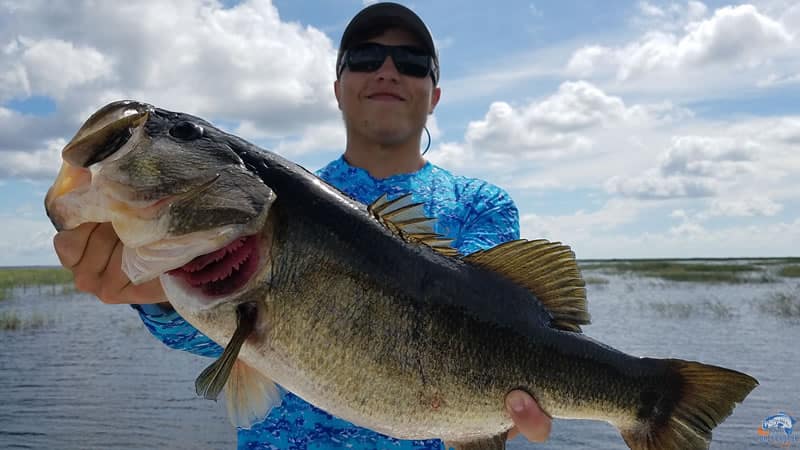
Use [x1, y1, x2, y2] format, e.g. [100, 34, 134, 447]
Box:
[169, 121, 204, 140]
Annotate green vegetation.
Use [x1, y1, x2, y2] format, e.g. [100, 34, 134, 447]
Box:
[761, 292, 800, 318]
[580, 260, 763, 283]
[584, 276, 609, 285]
[643, 300, 735, 319]
[0, 267, 74, 301]
[0, 311, 49, 331]
[778, 265, 800, 278]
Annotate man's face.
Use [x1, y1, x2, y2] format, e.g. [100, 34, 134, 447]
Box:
[334, 28, 441, 147]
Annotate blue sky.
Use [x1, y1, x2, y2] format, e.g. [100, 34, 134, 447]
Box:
[1, 0, 799, 266]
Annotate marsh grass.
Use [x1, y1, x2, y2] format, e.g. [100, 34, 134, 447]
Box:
[0, 310, 50, 331]
[642, 300, 736, 319]
[584, 276, 609, 285]
[0, 267, 74, 300]
[760, 292, 800, 318]
[779, 265, 800, 278]
[580, 260, 761, 283]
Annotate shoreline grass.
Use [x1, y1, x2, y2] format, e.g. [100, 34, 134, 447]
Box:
[0, 311, 50, 331]
[580, 260, 761, 283]
[778, 265, 800, 278]
[0, 267, 74, 301]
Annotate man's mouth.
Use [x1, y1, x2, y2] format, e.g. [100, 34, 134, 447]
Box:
[167, 235, 260, 296]
[367, 93, 405, 101]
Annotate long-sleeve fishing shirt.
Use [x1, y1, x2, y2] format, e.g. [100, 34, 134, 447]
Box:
[132, 156, 520, 450]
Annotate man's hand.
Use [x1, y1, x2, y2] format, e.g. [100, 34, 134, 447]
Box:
[54, 222, 167, 304]
[506, 390, 551, 442]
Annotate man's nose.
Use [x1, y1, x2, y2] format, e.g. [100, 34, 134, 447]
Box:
[373, 55, 401, 80]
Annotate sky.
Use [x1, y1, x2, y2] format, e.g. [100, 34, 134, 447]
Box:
[1, 0, 799, 265]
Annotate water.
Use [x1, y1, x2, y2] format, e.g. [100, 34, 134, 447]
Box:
[1, 265, 799, 450]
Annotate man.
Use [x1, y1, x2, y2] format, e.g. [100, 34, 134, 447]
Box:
[53, 2, 552, 448]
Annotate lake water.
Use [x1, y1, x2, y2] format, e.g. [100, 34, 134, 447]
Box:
[1, 263, 798, 450]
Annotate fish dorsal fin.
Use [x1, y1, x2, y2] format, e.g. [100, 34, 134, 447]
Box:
[368, 193, 459, 257]
[464, 239, 590, 332]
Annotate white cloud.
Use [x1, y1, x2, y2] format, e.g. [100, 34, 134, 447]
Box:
[520, 198, 645, 241]
[271, 122, 345, 157]
[0, 0, 339, 176]
[0, 138, 64, 179]
[569, 5, 793, 81]
[462, 81, 642, 161]
[605, 133, 771, 200]
[517, 197, 798, 258]
[657, 136, 758, 177]
[707, 197, 783, 217]
[636, 1, 708, 26]
[638, 1, 665, 18]
[0, 215, 59, 266]
[757, 71, 800, 87]
[0, 38, 112, 101]
[430, 81, 691, 187]
[525, 214, 800, 259]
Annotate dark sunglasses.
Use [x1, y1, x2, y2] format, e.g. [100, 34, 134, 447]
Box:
[338, 43, 435, 82]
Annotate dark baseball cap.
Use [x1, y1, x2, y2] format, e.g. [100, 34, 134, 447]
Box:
[337, 2, 439, 84]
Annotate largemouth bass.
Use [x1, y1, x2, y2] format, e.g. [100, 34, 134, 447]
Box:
[45, 100, 758, 450]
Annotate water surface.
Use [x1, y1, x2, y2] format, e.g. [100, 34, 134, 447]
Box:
[1, 263, 798, 449]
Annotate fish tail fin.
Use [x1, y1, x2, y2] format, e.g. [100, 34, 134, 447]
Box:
[620, 359, 758, 450]
[223, 359, 282, 429]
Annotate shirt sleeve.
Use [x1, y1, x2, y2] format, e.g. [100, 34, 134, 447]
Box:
[455, 182, 520, 255]
[131, 304, 223, 358]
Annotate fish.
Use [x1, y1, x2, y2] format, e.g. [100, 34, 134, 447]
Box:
[45, 100, 758, 450]
[762, 412, 796, 435]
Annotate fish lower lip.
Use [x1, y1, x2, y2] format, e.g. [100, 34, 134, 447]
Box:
[167, 235, 260, 297]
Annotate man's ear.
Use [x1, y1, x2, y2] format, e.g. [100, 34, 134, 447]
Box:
[429, 86, 441, 114]
[334, 79, 342, 111]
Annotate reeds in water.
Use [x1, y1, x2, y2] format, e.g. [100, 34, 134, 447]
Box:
[0, 311, 50, 331]
[760, 292, 800, 318]
[643, 300, 735, 319]
[779, 265, 800, 278]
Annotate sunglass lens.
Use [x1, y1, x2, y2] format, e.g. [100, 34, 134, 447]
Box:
[346, 44, 386, 72]
[345, 44, 431, 78]
[393, 47, 431, 77]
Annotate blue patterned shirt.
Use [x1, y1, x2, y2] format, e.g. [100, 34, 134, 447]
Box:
[135, 155, 520, 449]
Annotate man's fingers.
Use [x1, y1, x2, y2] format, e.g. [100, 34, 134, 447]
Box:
[505, 390, 551, 443]
[119, 278, 168, 304]
[78, 223, 120, 275]
[53, 222, 99, 268]
[92, 227, 167, 304]
[96, 238, 132, 303]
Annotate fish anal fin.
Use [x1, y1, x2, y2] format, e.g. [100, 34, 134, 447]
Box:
[224, 359, 281, 429]
[444, 432, 508, 450]
[619, 359, 758, 450]
[368, 193, 460, 257]
[464, 239, 589, 333]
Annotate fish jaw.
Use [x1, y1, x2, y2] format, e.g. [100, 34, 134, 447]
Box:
[159, 225, 274, 312]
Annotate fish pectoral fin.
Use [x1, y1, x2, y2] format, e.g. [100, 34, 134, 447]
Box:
[195, 302, 258, 400]
[444, 432, 508, 450]
[367, 193, 460, 257]
[223, 359, 281, 429]
[464, 239, 589, 332]
[619, 359, 758, 450]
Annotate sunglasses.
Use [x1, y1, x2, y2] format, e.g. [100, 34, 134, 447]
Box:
[338, 43, 435, 82]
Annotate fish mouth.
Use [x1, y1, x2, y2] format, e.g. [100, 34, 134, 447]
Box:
[166, 234, 261, 297]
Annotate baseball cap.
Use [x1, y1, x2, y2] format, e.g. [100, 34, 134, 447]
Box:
[337, 2, 439, 84]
